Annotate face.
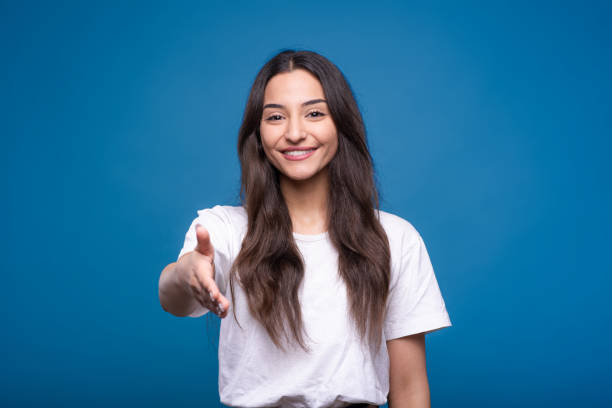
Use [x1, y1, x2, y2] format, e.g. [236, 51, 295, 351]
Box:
[259, 69, 338, 183]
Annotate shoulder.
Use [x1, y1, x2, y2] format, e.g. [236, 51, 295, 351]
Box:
[195, 205, 246, 224]
[376, 209, 422, 250]
[195, 204, 247, 234]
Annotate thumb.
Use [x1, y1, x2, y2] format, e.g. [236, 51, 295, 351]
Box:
[195, 224, 215, 258]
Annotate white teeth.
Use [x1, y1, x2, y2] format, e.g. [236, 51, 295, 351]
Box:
[285, 149, 315, 156]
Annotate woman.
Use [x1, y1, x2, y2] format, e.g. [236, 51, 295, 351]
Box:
[158, 49, 452, 408]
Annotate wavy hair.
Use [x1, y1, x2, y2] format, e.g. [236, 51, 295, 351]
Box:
[229, 49, 391, 352]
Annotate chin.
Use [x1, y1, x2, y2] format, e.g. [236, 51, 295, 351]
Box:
[280, 169, 318, 182]
[286, 173, 315, 182]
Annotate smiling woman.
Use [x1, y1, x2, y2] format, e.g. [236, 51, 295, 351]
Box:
[158, 49, 452, 408]
[260, 70, 338, 185]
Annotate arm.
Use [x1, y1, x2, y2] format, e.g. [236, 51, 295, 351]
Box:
[158, 225, 230, 318]
[158, 259, 201, 317]
[387, 332, 430, 408]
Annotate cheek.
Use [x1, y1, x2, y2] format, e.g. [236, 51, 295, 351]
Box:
[314, 121, 338, 150]
[260, 124, 282, 148]
[261, 145, 275, 165]
[326, 132, 339, 157]
[259, 130, 273, 154]
[259, 133, 279, 166]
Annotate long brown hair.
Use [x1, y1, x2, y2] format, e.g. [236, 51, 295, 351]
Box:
[229, 49, 391, 352]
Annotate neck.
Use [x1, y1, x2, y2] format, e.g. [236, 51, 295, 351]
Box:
[280, 168, 330, 235]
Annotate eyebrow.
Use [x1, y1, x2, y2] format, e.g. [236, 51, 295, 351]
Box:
[263, 98, 327, 110]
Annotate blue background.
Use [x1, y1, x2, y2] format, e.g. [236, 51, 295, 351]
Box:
[2, 1, 611, 407]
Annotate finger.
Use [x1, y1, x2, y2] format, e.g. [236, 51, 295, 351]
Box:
[186, 270, 204, 296]
[211, 292, 230, 318]
[193, 262, 216, 296]
[187, 265, 220, 315]
[187, 274, 209, 308]
[194, 269, 226, 317]
[189, 273, 222, 316]
[194, 224, 215, 258]
[207, 289, 229, 317]
[189, 285, 220, 315]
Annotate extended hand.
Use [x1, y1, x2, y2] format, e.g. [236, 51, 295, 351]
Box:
[176, 224, 230, 318]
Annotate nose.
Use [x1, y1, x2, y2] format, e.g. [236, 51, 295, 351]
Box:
[284, 117, 306, 144]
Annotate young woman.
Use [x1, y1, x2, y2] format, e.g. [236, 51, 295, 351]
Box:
[158, 50, 451, 408]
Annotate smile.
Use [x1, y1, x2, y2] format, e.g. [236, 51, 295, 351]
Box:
[281, 148, 318, 161]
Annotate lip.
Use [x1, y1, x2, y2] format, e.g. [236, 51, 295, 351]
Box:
[281, 147, 318, 161]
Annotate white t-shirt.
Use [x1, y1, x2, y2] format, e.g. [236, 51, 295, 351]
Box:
[177, 205, 451, 408]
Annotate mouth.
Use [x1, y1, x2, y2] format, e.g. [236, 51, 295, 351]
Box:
[281, 147, 318, 161]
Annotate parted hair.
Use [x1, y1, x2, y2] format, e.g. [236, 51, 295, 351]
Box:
[229, 49, 391, 352]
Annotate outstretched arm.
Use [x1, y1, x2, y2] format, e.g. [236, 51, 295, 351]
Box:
[158, 224, 229, 317]
[387, 333, 430, 408]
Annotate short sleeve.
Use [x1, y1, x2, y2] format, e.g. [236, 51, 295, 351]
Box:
[384, 226, 452, 340]
[177, 205, 235, 318]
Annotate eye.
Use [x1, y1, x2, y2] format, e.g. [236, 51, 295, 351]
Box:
[265, 114, 283, 122]
[308, 110, 326, 118]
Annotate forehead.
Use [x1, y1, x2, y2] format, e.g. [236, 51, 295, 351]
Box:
[263, 69, 325, 103]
